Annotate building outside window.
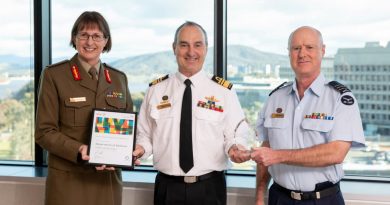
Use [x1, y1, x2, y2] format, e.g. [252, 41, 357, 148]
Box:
[0, 0, 34, 162]
[228, 0, 390, 176]
[3, 0, 390, 179]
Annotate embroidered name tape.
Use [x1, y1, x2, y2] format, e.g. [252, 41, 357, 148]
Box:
[69, 97, 86, 102]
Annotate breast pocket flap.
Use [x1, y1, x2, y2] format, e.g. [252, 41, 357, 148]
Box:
[263, 118, 288, 129]
[195, 108, 223, 122]
[302, 119, 334, 132]
[150, 105, 174, 120]
[106, 97, 126, 109]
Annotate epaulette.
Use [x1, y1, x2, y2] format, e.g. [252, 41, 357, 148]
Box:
[103, 63, 125, 75]
[211, 75, 233, 90]
[47, 59, 68, 68]
[328, 81, 351, 94]
[149, 74, 169, 87]
[269, 82, 291, 96]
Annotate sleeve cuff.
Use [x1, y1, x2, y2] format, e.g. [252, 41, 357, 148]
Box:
[138, 142, 152, 160]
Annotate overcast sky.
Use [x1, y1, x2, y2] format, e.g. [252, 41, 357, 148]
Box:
[1, 0, 390, 59]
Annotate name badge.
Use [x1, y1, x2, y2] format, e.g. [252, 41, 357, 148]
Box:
[157, 95, 171, 110]
[271, 107, 284, 118]
[69, 97, 86, 102]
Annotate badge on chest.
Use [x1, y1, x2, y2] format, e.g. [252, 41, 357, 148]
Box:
[271, 107, 284, 118]
[106, 91, 124, 99]
[157, 95, 171, 110]
[304, 112, 334, 120]
[197, 96, 224, 112]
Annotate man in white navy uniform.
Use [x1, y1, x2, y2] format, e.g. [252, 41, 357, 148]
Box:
[133, 21, 251, 205]
[251, 26, 365, 205]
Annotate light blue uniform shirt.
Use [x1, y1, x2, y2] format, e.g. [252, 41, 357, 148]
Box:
[256, 73, 365, 191]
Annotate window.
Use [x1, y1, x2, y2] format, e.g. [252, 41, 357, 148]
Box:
[228, 0, 390, 177]
[52, 0, 214, 112]
[51, 0, 214, 165]
[6, 0, 390, 180]
[0, 0, 34, 162]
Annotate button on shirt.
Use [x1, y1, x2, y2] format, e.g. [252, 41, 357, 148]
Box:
[256, 73, 365, 191]
[137, 70, 250, 176]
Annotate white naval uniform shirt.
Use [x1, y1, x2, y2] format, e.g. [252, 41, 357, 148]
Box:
[256, 73, 365, 191]
[137, 70, 250, 176]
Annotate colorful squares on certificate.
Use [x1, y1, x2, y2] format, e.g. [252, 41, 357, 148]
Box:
[95, 117, 134, 135]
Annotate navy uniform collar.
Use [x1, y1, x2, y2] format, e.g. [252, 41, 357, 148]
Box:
[175, 70, 206, 88]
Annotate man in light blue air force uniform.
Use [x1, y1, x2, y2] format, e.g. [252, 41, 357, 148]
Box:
[251, 26, 365, 205]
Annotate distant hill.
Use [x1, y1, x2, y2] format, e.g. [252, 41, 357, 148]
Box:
[226, 45, 289, 68]
[0, 45, 289, 76]
[0, 55, 32, 66]
[110, 45, 289, 75]
[0, 55, 32, 75]
[110, 51, 177, 75]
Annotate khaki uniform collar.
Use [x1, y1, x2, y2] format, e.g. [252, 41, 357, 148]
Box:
[77, 55, 101, 77]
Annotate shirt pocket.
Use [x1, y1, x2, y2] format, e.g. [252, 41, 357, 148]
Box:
[106, 97, 126, 111]
[150, 104, 174, 119]
[149, 104, 174, 164]
[63, 99, 92, 127]
[301, 119, 334, 133]
[195, 106, 224, 122]
[195, 107, 224, 143]
[149, 104, 175, 131]
[264, 118, 288, 129]
[301, 119, 334, 145]
[263, 118, 290, 149]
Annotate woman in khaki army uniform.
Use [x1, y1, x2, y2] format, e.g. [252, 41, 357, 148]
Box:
[35, 11, 133, 205]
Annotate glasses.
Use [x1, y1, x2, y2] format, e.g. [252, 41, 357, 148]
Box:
[76, 33, 106, 42]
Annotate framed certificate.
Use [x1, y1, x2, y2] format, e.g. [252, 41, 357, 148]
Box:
[87, 109, 137, 169]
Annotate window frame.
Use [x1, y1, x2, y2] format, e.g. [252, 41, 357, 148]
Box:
[32, 0, 228, 166]
[34, 0, 51, 166]
[27, 0, 390, 182]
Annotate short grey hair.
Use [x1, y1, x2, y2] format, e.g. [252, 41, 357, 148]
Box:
[173, 21, 208, 46]
[288, 26, 323, 50]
